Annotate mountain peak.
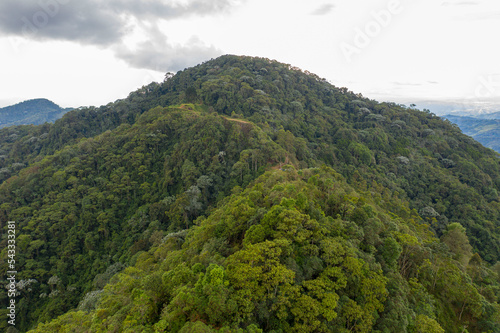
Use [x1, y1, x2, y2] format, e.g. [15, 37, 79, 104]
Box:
[1, 56, 500, 333]
[0, 98, 72, 127]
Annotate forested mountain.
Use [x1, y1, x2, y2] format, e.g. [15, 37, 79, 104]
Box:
[1, 55, 500, 332]
[444, 114, 500, 153]
[0, 99, 72, 128]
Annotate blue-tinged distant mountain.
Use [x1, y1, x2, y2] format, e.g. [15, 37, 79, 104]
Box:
[0, 98, 73, 128]
[475, 111, 500, 120]
[444, 114, 500, 153]
[411, 100, 500, 117]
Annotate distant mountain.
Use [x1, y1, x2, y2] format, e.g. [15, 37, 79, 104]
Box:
[475, 110, 500, 119]
[411, 100, 500, 117]
[413, 101, 469, 116]
[0, 98, 73, 128]
[444, 115, 500, 153]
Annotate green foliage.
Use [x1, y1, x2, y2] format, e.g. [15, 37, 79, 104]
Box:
[0, 55, 498, 332]
[414, 314, 445, 333]
[27, 167, 500, 332]
[0, 106, 284, 331]
[441, 223, 473, 267]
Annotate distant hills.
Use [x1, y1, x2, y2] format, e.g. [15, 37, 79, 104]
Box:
[475, 110, 500, 120]
[413, 100, 500, 117]
[0, 98, 72, 128]
[404, 100, 500, 153]
[444, 114, 500, 153]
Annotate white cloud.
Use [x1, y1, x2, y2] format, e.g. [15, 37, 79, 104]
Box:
[1, 0, 500, 108]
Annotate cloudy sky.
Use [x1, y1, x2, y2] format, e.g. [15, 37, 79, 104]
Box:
[0, 0, 499, 111]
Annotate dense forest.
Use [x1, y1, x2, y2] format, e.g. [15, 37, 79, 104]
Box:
[0, 99, 72, 128]
[1, 55, 500, 332]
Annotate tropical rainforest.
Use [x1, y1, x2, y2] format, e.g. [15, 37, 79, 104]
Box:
[1, 55, 500, 332]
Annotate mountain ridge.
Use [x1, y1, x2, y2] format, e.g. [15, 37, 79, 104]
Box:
[0, 55, 499, 332]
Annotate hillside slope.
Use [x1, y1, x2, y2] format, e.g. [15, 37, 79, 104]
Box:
[0, 104, 285, 331]
[0, 55, 499, 332]
[30, 167, 500, 332]
[158, 55, 500, 262]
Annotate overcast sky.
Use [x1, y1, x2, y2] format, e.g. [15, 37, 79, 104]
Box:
[1, 0, 499, 110]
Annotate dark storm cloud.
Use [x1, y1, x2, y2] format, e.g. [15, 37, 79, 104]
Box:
[0, 0, 126, 45]
[0, 0, 241, 70]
